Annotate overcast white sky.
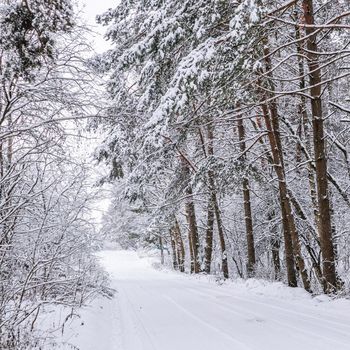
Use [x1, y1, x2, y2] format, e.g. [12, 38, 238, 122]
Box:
[78, 0, 119, 53]
[71, 1, 120, 225]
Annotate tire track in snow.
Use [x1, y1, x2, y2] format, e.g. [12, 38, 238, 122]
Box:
[182, 285, 350, 348]
[174, 279, 350, 332]
[161, 294, 254, 350]
[117, 284, 158, 350]
[123, 281, 247, 350]
[175, 286, 317, 345]
[99, 252, 350, 350]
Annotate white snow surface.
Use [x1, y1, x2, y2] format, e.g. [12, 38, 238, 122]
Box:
[59, 250, 350, 350]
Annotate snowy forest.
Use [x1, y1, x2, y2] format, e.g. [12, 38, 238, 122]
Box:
[1, 0, 350, 349]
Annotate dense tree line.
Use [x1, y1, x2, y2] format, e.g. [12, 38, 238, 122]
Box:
[0, 1, 106, 348]
[96, 0, 350, 295]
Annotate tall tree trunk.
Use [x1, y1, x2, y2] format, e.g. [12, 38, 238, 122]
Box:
[261, 101, 311, 291]
[159, 236, 164, 265]
[174, 218, 185, 272]
[198, 127, 215, 274]
[170, 228, 179, 270]
[254, 116, 323, 289]
[212, 194, 229, 278]
[184, 181, 200, 274]
[302, 0, 337, 292]
[237, 111, 256, 277]
[204, 194, 215, 274]
[207, 124, 229, 278]
[271, 238, 281, 280]
[260, 40, 311, 292]
[268, 210, 281, 280]
[251, 113, 296, 286]
[294, 21, 320, 234]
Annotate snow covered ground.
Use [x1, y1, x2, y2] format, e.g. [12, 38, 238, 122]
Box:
[59, 250, 350, 350]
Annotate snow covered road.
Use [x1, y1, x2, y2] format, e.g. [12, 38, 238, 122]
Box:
[64, 250, 350, 350]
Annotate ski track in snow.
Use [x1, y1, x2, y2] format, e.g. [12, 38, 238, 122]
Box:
[61, 250, 350, 350]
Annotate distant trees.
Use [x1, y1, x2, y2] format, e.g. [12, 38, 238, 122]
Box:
[95, 0, 350, 294]
[0, 1, 106, 347]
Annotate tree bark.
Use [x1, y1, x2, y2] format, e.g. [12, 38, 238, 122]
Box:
[212, 194, 229, 278]
[174, 218, 185, 272]
[294, 21, 320, 235]
[260, 39, 311, 292]
[159, 236, 164, 265]
[268, 210, 281, 280]
[271, 238, 281, 280]
[237, 111, 256, 277]
[170, 228, 179, 270]
[261, 101, 311, 291]
[206, 124, 229, 278]
[302, 0, 337, 292]
[184, 177, 200, 273]
[198, 127, 215, 274]
[204, 194, 215, 274]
